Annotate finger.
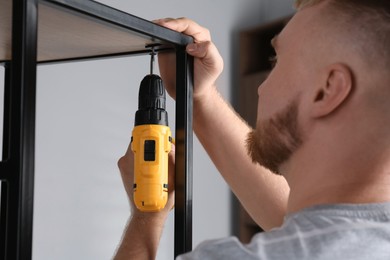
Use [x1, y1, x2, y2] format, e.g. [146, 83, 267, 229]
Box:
[121, 138, 133, 158]
[169, 149, 175, 166]
[118, 158, 134, 198]
[186, 41, 214, 59]
[155, 17, 211, 43]
[118, 142, 135, 197]
[186, 41, 224, 72]
[168, 145, 175, 172]
[166, 147, 176, 211]
[118, 141, 134, 177]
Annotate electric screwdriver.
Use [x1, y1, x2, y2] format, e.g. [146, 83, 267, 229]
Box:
[131, 55, 172, 212]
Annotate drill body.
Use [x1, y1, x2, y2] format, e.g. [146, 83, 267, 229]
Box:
[131, 74, 172, 212]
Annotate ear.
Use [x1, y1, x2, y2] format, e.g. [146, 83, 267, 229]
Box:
[310, 63, 353, 118]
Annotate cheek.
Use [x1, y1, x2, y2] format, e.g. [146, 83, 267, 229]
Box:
[257, 75, 290, 120]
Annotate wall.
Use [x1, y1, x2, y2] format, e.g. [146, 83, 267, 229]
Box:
[30, 1, 294, 259]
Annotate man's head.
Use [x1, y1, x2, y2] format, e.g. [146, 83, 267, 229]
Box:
[247, 0, 390, 177]
[296, 0, 390, 68]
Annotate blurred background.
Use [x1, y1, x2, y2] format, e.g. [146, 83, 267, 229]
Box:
[0, 0, 295, 259]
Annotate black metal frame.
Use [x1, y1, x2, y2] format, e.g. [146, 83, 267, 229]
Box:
[0, 0, 193, 259]
[174, 47, 193, 257]
[0, 1, 38, 259]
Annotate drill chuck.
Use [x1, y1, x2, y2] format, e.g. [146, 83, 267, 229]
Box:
[135, 74, 168, 126]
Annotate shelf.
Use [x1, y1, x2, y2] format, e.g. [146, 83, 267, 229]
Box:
[1, 0, 194, 258]
[0, 0, 193, 63]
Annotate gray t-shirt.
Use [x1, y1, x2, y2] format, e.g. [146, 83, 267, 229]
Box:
[177, 202, 390, 259]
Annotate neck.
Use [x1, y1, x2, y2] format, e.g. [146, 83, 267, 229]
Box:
[287, 179, 390, 213]
[284, 130, 390, 214]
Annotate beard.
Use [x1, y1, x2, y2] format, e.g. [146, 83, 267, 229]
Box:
[246, 98, 303, 175]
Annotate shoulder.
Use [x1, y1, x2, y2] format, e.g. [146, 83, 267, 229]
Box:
[177, 236, 260, 260]
[247, 203, 390, 259]
[177, 203, 390, 260]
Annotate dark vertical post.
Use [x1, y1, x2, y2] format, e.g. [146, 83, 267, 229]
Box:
[1, 62, 11, 166]
[2, 0, 39, 259]
[174, 47, 193, 258]
[0, 62, 11, 259]
[0, 180, 9, 260]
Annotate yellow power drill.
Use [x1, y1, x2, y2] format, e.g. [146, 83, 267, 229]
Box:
[131, 51, 172, 212]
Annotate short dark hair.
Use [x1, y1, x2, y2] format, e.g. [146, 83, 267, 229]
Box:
[296, 0, 390, 69]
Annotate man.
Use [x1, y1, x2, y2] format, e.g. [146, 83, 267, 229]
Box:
[114, 0, 390, 259]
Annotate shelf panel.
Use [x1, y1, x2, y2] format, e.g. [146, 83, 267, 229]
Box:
[0, 0, 192, 63]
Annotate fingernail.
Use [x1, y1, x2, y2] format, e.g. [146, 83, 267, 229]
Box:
[154, 18, 173, 24]
[186, 43, 197, 52]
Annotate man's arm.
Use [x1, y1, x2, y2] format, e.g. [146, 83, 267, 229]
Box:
[157, 18, 289, 230]
[114, 214, 167, 260]
[194, 88, 289, 230]
[113, 145, 175, 259]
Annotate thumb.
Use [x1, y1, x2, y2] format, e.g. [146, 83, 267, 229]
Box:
[186, 41, 212, 58]
[186, 41, 223, 70]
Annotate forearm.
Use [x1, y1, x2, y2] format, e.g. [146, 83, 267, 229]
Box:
[194, 87, 289, 230]
[155, 17, 288, 230]
[113, 214, 167, 260]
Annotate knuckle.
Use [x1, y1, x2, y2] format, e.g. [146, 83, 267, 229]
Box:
[204, 29, 211, 39]
[177, 16, 188, 21]
[117, 156, 126, 171]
